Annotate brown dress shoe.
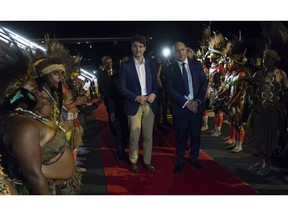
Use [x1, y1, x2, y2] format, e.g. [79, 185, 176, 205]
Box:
[131, 163, 138, 173]
[144, 163, 156, 172]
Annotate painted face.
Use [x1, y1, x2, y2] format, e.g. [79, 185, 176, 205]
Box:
[173, 42, 187, 62]
[263, 53, 278, 69]
[47, 70, 65, 88]
[131, 41, 146, 59]
[225, 57, 239, 72]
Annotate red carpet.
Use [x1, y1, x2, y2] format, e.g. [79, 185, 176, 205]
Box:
[95, 100, 258, 195]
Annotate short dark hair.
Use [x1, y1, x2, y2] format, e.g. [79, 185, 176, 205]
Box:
[131, 34, 146, 47]
[102, 56, 112, 64]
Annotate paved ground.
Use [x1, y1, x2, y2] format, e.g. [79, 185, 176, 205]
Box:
[201, 116, 288, 195]
[78, 107, 288, 195]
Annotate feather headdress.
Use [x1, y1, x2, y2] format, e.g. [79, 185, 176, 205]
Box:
[226, 32, 247, 65]
[208, 33, 228, 56]
[198, 24, 211, 57]
[34, 34, 81, 79]
[261, 21, 288, 71]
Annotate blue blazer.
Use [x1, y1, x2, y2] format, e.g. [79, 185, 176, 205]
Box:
[164, 58, 208, 116]
[118, 57, 158, 116]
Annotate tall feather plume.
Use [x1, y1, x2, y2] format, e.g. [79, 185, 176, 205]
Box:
[44, 34, 80, 78]
[226, 35, 246, 57]
[199, 24, 211, 55]
[208, 33, 228, 55]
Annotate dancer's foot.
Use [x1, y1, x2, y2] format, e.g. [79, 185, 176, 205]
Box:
[225, 139, 235, 144]
[201, 125, 208, 131]
[230, 145, 242, 153]
[223, 136, 231, 141]
[209, 129, 216, 134]
[256, 165, 271, 176]
[211, 131, 221, 137]
[248, 162, 262, 172]
[225, 143, 237, 150]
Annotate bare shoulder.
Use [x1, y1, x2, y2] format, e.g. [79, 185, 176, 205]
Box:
[5, 115, 40, 138]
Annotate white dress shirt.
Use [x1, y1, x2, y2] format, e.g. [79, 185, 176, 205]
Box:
[134, 57, 147, 96]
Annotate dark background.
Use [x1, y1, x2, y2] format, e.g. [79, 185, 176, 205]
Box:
[1, 21, 288, 67]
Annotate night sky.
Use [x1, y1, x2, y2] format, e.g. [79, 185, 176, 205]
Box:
[1, 21, 288, 65]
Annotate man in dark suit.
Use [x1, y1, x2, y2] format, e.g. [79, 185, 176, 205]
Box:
[98, 56, 128, 161]
[118, 35, 158, 173]
[164, 41, 208, 172]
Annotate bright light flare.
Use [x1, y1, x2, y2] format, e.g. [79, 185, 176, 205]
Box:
[162, 48, 171, 58]
[0, 27, 46, 52]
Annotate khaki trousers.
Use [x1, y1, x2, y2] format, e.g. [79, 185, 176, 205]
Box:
[128, 103, 155, 164]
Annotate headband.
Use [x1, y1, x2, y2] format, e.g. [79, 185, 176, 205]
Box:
[42, 64, 65, 75]
[264, 49, 281, 61]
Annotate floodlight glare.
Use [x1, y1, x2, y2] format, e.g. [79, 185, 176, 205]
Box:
[1, 25, 92, 81]
[162, 48, 171, 58]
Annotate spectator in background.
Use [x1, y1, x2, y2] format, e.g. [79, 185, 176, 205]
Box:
[98, 56, 128, 161]
[119, 55, 129, 70]
[187, 47, 195, 60]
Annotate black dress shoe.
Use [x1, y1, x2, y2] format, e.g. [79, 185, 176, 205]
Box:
[190, 160, 202, 170]
[116, 155, 126, 161]
[173, 164, 184, 173]
[131, 163, 138, 173]
[144, 163, 156, 172]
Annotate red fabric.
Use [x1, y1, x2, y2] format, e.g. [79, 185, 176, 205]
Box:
[95, 100, 258, 195]
[73, 118, 80, 127]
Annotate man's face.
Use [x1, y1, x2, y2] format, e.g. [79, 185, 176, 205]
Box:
[173, 42, 187, 62]
[131, 41, 146, 59]
[104, 58, 113, 70]
[187, 49, 194, 59]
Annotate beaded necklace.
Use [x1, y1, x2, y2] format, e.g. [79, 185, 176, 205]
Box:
[9, 108, 65, 132]
[0, 164, 10, 195]
[42, 86, 62, 126]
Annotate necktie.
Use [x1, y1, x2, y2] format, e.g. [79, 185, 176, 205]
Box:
[181, 63, 189, 96]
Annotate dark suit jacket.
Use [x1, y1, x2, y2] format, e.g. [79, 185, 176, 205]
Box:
[98, 69, 123, 115]
[118, 57, 158, 116]
[164, 58, 208, 115]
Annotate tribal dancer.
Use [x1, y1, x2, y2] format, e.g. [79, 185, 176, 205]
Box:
[205, 33, 227, 137]
[214, 35, 251, 153]
[0, 30, 81, 194]
[247, 30, 288, 176]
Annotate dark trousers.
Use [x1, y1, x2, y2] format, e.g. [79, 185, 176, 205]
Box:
[173, 109, 202, 165]
[109, 113, 128, 157]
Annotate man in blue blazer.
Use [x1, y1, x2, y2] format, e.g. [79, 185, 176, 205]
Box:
[118, 35, 158, 173]
[164, 41, 208, 172]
